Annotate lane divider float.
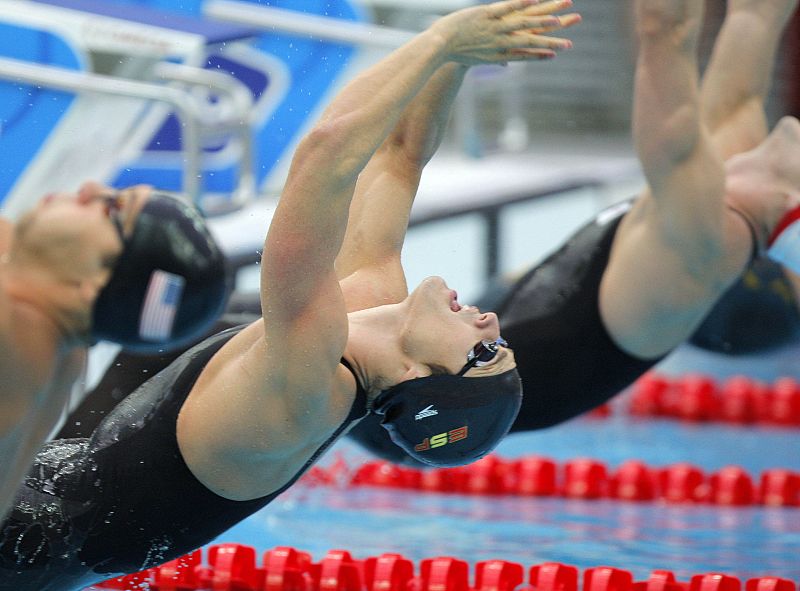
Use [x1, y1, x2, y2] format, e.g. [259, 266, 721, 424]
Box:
[85, 543, 799, 591]
[305, 455, 800, 507]
[626, 374, 800, 426]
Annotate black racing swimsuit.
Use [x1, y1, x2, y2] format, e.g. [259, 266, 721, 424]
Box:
[50, 199, 792, 475]
[348, 199, 665, 464]
[0, 326, 368, 591]
[495, 199, 662, 430]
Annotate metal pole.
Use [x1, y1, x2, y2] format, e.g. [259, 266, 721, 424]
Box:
[205, 0, 416, 48]
[0, 57, 204, 204]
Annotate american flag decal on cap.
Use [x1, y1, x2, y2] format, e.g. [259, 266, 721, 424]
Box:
[138, 270, 185, 341]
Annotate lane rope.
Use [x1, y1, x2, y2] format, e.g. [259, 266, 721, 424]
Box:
[87, 542, 799, 591]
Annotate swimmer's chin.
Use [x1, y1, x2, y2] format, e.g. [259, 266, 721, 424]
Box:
[55, 303, 98, 346]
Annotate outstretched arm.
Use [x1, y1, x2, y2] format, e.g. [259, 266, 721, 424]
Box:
[701, 0, 798, 159]
[631, 0, 729, 259]
[598, 0, 752, 359]
[175, 1, 578, 493]
[334, 62, 469, 311]
[335, 5, 581, 313]
[699, 1, 800, 299]
[260, 0, 575, 370]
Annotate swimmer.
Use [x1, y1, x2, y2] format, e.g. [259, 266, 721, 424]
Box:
[0, 2, 579, 588]
[346, 0, 800, 463]
[0, 183, 227, 517]
[56, 0, 800, 468]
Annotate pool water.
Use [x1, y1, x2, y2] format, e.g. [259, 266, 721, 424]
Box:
[212, 416, 800, 581]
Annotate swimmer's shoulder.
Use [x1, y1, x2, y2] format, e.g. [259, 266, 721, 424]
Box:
[197, 318, 354, 414]
[178, 318, 358, 500]
[0, 304, 61, 435]
[0, 299, 61, 396]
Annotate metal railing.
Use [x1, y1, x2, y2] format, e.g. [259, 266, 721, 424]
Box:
[204, 0, 416, 48]
[152, 62, 257, 211]
[0, 57, 204, 204]
[225, 178, 606, 281]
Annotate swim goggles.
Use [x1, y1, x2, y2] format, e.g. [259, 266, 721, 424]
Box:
[458, 337, 508, 376]
[102, 193, 126, 244]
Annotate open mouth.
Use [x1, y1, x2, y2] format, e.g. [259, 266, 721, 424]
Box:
[449, 290, 461, 312]
[450, 291, 480, 314]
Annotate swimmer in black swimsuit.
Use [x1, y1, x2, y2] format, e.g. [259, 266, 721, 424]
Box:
[0, 326, 368, 591]
[154, 0, 800, 463]
[58, 0, 800, 463]
[0, 3, 579, 588]
[349, 0, 800, 462]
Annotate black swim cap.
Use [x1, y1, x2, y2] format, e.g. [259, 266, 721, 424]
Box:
[372, 368, 522, 467]
[91, 192, 230, 353]
[690, 257, 800, 355]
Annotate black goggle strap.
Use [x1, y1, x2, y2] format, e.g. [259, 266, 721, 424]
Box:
[102, 194, 126, 244]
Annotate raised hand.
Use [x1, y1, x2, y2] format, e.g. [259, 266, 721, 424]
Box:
[432, 0, 581, 65]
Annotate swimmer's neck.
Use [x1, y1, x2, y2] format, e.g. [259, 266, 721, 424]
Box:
[1, 257, 88, 346]
[345, 301, 418, 399]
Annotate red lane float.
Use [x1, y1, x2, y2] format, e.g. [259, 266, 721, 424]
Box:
[474, 560, 523, 591]
[563, 459, 608, 500]
[263, 546, 316, 591]
[365, 554, 414, 591]
[609, 461, 657, 502]
[85, 544, 799, 591]
[628, 374, 800, 426]
[339, 455, 800, 508]
[633, 570, 685, 591]
[153, 549, 202, 591]
[512, 456, 558, 497]
[529, 562, 579, 591]
[658, 464, 707, 504]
